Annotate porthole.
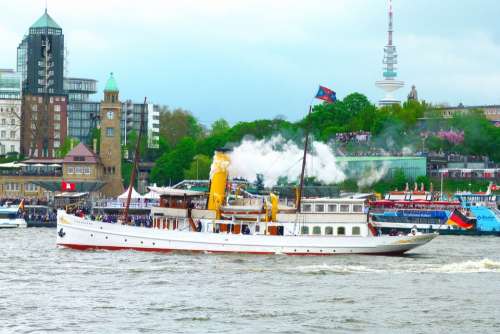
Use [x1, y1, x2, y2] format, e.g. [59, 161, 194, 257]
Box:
[152, 242, 156, 246]
[140, 241, 143, 244]
[90, 234, 93, 237]
[124, 239, 127, 242]
[105, 236, 108, 239]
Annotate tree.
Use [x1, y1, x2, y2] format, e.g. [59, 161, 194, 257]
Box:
[150, 137, 197, 185]
[184, 154, 212, 180]
[391, 168, 407, 191]
[159, 106, 205, 147]
[210, 118, 230, 136]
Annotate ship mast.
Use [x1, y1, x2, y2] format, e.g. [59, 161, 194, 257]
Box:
[123, 97, 146, 224]
[297, 105, 312, 213]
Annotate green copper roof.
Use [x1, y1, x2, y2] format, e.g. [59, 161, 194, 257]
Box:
[31, 10, 62, 30]
[104, 72, 119, 92]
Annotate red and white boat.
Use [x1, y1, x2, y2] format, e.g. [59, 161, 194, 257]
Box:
[56, 102, 436, 255]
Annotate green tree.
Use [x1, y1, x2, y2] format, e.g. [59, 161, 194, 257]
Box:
[210, 118, 230, 136]
[159, 106, 205, 147]
[184, 154, 212, 180]
[150, 137, 197, 185]
[391, 168, 407, 191]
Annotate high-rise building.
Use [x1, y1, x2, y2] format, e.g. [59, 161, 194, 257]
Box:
[18, 9, 68, 158]
[17, 9, 65, 95]
[121, 100, 160, 148]
[99, 73, 124, 197]
[65, 77, 100, 144]
[375, 0, 404, 106]
[0, 69, 21, 155]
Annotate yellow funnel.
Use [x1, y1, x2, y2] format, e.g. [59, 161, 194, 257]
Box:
[208, 150, 230, 218]
[270, 193, 279, 222]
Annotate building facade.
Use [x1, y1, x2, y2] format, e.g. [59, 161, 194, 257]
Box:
[0, 69, 22, 155]
[99, 73, 124, 197]
[438, 104, 500, 123]
[65, 77, 100, 144]
[121, 100, 160, 148]
[17, 10, 67, 158]
[336, 156, 427, 181]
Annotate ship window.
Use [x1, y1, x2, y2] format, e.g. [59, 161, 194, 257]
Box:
[353, 205, 363, 213]
[313, 226, 321, 235]
[315, 204, 324, 212]
[255, 225, 260, 233]
[340, 204, 350, 213]
[325, 226, 333, 235]
[302, 204, 312, 212]
[327, 204, 337, 212]
[337, 227, 346, 235]
[352, 226, 361, 235]
[301, 226, 309, 235]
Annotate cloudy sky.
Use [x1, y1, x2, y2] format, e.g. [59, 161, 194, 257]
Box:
[1, 0, 499, 125]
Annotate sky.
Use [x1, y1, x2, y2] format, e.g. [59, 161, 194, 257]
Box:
[1, 0, 500, 126]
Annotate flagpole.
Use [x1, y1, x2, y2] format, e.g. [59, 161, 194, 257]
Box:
[297, 105, 312, 213]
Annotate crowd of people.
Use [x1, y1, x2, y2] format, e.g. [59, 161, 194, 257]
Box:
[334, 131, 371, 144]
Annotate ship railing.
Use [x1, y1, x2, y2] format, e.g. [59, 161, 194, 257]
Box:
[93, 200, 158, 209]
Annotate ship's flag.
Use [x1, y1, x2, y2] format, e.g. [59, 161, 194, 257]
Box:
[492, 184, 498, 191]
[61, 181, 76, 192]
[315, 85, 337, 103]
[447, 209, 474, 229]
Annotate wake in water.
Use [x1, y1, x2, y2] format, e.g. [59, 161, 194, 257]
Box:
[285, 259, 500, 275]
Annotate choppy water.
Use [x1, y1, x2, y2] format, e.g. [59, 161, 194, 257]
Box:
[1, 229, 499, 333]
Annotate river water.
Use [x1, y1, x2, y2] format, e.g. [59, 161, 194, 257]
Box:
[1, 229, 499, 334]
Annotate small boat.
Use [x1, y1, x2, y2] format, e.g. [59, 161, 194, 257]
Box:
[0, 203, 27, 228]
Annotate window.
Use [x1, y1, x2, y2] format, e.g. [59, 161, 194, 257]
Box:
[84, 167, 91, 175]
[10, 131, 15, 139]
[353, 205, 363, 213]
[54, 105, 61, 112]
[315, 204, 325, 212]
[74, 156, 85, 162]
[107, 110, 114, 120]
[25, 183, 39, 192]
[352, 226, 361, 236]
[10, 119, 15, 125]
[301, 226, 309, 235]
[1, 131, 5, 138]
[1, 119, 5, 125]
[75, 167, 83, 174]
[327, 204, 337, 212]
[54, 123, 60, 130]
[340, 204, 350, 213]
[325, 226, 333, 235]
[337, 227, 346, 235]
[106, 127, 114, 137]
[68, 167, 74, 174]
[302, 204, 312, 212]
[312, 226, 321, 235]
[10, 145, 14, 152]
[54, 113, 60, 121]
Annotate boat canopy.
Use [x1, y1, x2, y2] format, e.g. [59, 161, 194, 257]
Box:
[143, 190, 160, 200]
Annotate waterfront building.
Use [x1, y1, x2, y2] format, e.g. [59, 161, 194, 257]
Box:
[18, 9, 67, 158]
[438, 104, 500, 123]
[336, 156, 427, 180]
[0, 69, 22, 156]
[375, 0, 404, 106]
[65, 77, 100, 143]
[99, 73, 124, 197]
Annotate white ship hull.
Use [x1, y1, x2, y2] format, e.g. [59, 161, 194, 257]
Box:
[56, 211, 436, 255]
[0, 218, 27, 228]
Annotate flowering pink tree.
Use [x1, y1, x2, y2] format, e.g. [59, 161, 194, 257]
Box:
[436, 130, 464, 145]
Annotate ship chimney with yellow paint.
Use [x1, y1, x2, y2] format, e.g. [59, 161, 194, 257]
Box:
[208, 149, 230, 218]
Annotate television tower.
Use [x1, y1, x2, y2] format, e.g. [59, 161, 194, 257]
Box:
[375, 0, 404, 106]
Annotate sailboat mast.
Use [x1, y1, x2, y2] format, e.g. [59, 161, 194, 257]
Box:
[123, 96, 147, 224]
[297, 105, 312, 213]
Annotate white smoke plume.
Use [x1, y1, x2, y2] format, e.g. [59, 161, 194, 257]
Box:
[228, 135, 346, 187]
[356, 162, 390, 188]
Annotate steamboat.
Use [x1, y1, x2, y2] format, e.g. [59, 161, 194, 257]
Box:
[56, 99, 436, 255]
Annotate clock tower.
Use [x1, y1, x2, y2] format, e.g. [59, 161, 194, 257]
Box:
[99, 72, 124, 197]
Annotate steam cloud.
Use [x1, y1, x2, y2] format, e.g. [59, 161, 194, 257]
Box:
[228, 135, 346, 187]
[356, 162, 390, 188]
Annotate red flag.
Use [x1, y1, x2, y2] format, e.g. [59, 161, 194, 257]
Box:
[315, 85, 337, 103]
[61, 181, 76, 191]
[491, 184, 498, 191]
